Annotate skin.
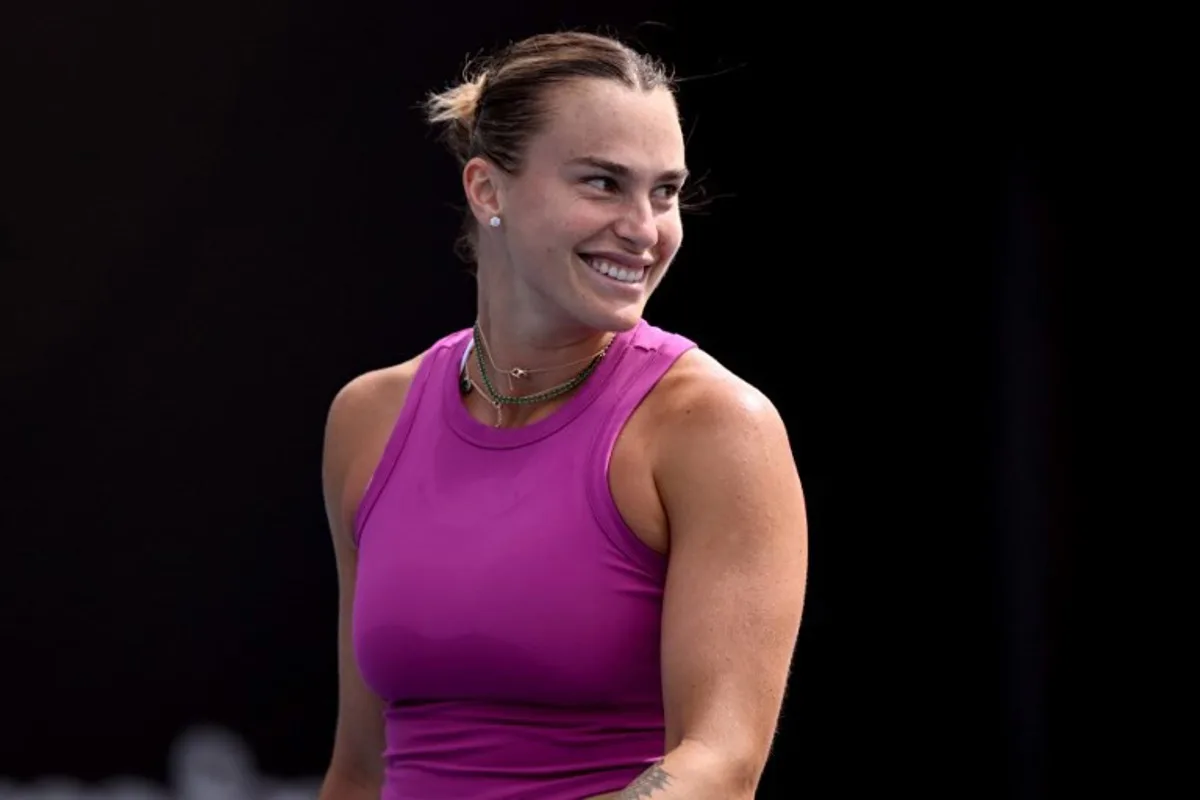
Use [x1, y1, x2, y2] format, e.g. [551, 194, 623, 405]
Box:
[319, 77, 807, 800]
[460, 77, 688, 419]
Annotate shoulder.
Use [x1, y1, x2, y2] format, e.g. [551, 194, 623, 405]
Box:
[645, 348, 797, 505]
[648, 347, 788, 444]
[324, 326, 468, 429]
[321, 351, 429, 539]
[324, 326, 470, 441]
[646, 349, 805, 552]
[325, 356, 424, 444]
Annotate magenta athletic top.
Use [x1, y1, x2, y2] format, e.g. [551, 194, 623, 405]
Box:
[352, 320, 696, 800]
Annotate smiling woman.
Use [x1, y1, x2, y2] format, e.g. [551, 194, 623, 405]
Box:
[317, 31, 808, 800]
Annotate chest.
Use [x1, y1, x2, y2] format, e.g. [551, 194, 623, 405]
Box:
[352, 437, 665, 706]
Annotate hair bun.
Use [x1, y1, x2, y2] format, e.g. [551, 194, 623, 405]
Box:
[424, 69, 488, 165]
[423, 32, 674, 265]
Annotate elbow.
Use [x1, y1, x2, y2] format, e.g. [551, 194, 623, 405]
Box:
[723, 751, 766, 800]
[677, 736, 766, 799]
[319, 767, 381, 800]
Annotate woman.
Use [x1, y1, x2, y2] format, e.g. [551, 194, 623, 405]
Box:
[319, 31, 808, 800]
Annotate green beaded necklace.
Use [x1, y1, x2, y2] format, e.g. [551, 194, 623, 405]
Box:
[459, 321, 610, 427]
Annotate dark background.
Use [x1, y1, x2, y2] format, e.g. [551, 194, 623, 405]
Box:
[1, 3, 1078, 798]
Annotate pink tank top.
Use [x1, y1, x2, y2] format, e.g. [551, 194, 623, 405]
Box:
[352, 320, 695, 800]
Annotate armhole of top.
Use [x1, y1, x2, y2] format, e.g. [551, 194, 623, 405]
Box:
[351, 349, 441, 547]
[586, 334, 697, 573]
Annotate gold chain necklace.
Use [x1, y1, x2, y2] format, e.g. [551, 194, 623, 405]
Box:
[460, 323, 611, 427]
[475, 321, 610, 391]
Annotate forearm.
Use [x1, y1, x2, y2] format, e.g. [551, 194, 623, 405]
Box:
[588, 739, 756, 800]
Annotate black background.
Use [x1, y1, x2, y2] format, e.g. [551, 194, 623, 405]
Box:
[2, 3, 1079, 798]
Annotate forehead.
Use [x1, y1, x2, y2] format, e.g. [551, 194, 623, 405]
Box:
[529, 78, 685, 171]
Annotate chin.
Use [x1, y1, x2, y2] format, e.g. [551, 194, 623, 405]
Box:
[559, 252, 664, 333]
[574, 301, 649, 335]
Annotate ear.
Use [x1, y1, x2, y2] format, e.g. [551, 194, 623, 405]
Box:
[462, 156, 503, 225]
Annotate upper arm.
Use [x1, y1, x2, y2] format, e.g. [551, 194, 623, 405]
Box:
[321, 361, 419, 788]
[653, 355, 808, 788]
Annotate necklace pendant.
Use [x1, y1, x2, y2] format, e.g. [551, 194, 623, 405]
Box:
[508, 367, 529, 380]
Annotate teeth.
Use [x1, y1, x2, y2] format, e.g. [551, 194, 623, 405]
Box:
[582, 256, 645, 284]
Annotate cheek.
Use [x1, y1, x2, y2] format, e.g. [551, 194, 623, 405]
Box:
[537, 203, 611, 257]
[658, 214, 684, 257]
[511, 181, 579, 239]
[560, 201, 611, 235]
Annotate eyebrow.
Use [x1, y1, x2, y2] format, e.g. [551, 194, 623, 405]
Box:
[568, 156, 689, 184]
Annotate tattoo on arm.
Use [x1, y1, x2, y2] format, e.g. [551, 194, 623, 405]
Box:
[616, 760, 673, 799]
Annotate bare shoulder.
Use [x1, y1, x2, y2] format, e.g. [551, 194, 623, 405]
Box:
[647, 348, 788, 443]
[322, 353, 428, 540]
[645, 348, 801, 528]
[326, 357, 423, 433]
[325, 356, 425, 456]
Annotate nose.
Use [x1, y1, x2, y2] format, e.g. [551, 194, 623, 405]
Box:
[612, 196, 659, 252]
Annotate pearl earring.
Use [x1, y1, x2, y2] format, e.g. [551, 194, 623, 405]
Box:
[489, 215, 501, 228]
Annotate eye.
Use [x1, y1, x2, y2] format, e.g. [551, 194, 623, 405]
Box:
[654, 183, 682, 201]
[584, 176, 619, 192]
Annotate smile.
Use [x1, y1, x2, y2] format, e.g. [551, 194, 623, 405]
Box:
[578, 254, 647, 284]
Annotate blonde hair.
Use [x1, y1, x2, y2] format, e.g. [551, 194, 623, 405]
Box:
[424, 69, 489, 169]
[424, 32, 674, 263]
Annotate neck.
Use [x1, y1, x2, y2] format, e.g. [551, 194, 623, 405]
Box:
[474, 308, 610, 396]
[473, 266, 613, 395]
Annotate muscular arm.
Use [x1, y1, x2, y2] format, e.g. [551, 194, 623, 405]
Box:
[319, 516, 385, 800]
[604, 355, 809, 799]
[318, 363, 420, 799]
